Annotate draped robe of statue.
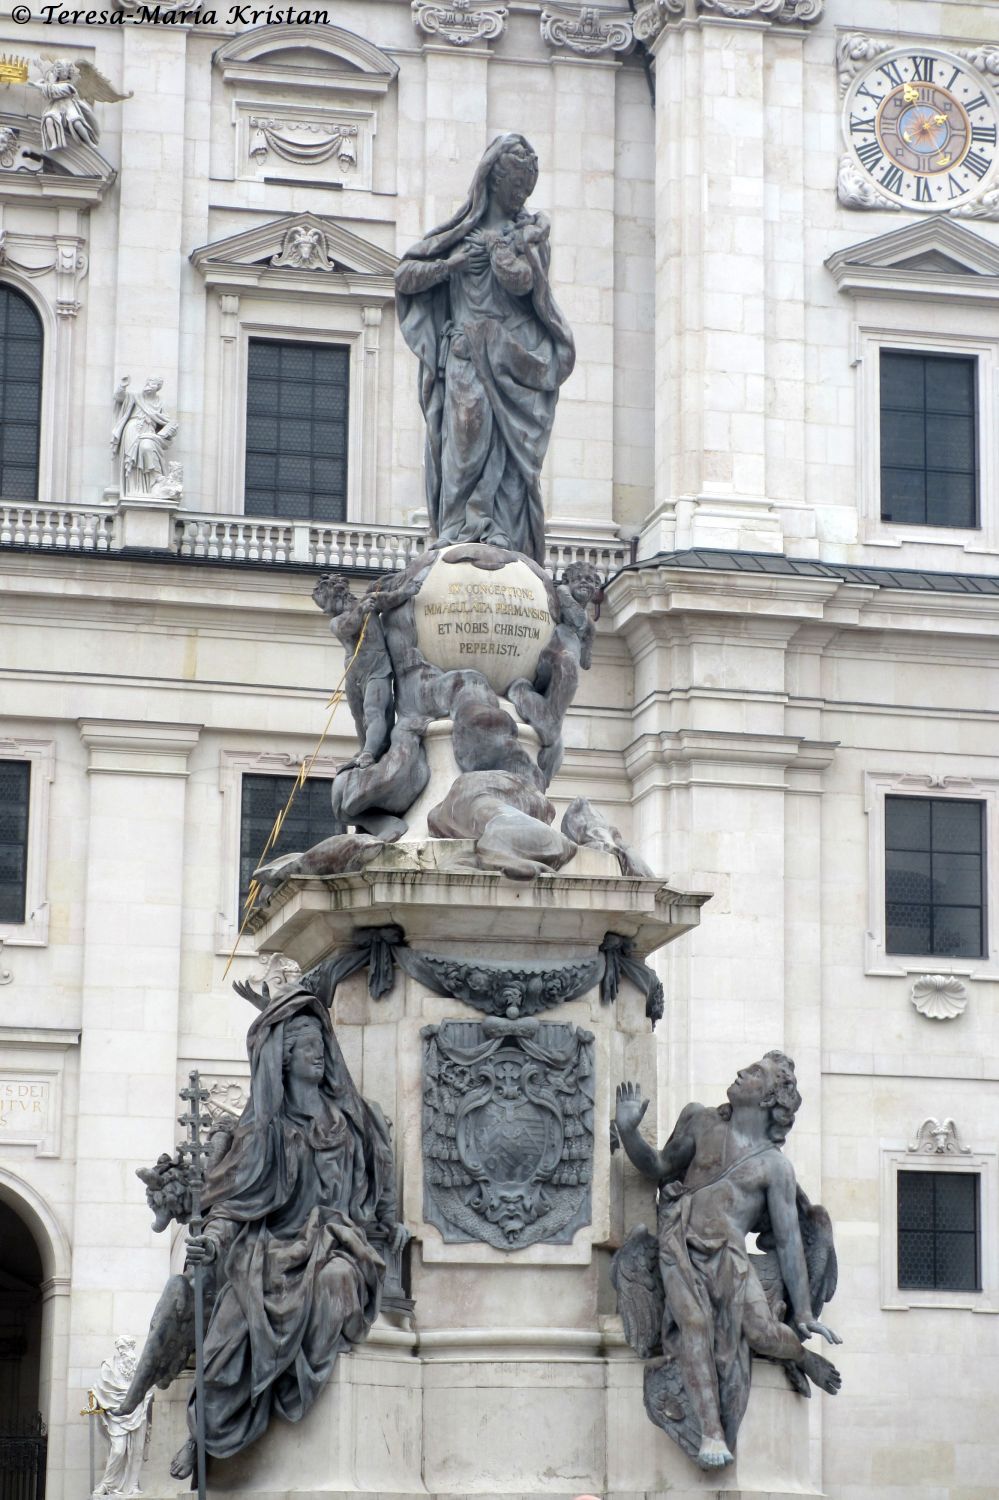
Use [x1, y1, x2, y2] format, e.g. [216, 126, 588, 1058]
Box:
[188, 988, 395, 1458]
[395, 134, 575, 565]
[111, 385, 175, 497]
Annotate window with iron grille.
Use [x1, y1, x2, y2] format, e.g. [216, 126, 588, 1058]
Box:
[238, 773, 339, 913]
[0, 285, 43, 502]
[244, 338, 349, 521]
[0, 761, 30, 925]
[897, 1170, 981, 1292]
[885, 795, 985, 958]
[880, 349, 978, 528]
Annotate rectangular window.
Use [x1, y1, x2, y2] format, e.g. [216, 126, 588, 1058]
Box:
[0, 759, 30, 924]
[244, 339, 349, 522]
[885, 795, 985, 957]
[238, 773, 339, 913]
[898, 1170, 981, 1292]
[880, 349, 978, 528]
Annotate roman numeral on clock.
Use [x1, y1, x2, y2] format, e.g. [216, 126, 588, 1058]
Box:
[972, 124, 998, 146]
[965, 149, 992, 180]
[857, 139, 884, 171]
[965, 93, 989, 114]
[850, 114, 875, 134]
[914, 177, 933, 203]
[878, 60, 905, 87]
[910, 56, 936, 83]
[879, 164, 905, 195]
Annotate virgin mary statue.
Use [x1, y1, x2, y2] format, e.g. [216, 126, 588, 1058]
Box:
[395, 134, 575, 565]
[120, 983, 402, 1476]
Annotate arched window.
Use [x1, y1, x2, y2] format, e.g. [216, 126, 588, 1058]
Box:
[0, 285, 43, 501]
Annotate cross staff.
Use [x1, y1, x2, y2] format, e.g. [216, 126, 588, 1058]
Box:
[178, 1071, 211, 1500]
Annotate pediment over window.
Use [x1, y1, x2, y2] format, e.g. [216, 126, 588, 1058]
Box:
[826, 219, 999, 303]
[213, 23, 398, 96]
[0, 109, 115, 206]
[190, 214, 397, 300]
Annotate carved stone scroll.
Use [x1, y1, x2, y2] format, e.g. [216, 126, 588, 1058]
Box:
[422, 1018, 595, 1249]
[412, 0, 508, 46]
[540, 4, 634, 57]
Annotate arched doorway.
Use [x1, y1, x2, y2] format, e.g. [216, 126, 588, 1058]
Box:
[0, 1199, 45, 1500]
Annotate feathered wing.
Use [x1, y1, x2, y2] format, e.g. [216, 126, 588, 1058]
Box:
[799, 1195, 838, 1316]
[116, 1274, 196, 1413]
[74, 60, 132, 104]
[610, 1225, 664, 1359]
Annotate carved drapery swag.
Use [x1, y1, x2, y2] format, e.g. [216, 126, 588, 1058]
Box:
[423, 1018, 595, 1249]
[248, 117, 357, 170]
[303, 923, 665, 1025]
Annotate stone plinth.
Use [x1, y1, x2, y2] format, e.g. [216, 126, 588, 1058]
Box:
[144, 1346, 817, 1500]
[249, 839, 708, 966]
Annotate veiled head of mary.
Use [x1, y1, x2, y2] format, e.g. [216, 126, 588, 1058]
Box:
[488, 135, 538, 215]
[282, 1013, 325, 1085]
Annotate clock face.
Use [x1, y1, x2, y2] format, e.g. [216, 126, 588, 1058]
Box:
[844, 46, 999, 210]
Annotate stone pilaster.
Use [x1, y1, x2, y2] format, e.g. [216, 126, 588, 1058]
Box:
[64, 721, 199, 1500]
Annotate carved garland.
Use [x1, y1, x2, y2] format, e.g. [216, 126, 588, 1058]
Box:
[248, 117, 357, 171]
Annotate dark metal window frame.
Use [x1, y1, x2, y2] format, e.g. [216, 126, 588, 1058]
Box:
[0, 284, 44, 504]
[897, 1169, 982, 1293]
[879, 347, 980, 529]
[243, 336, 350, 523]
[884, 794, 986, 959]
[237, 771, 339, 913]
[0, 759, 30, 926]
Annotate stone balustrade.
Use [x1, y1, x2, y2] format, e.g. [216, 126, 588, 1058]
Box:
[0, 501, 631, 580]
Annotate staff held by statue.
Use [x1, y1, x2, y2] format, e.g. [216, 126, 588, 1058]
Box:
[178, 1071, 211, 1500]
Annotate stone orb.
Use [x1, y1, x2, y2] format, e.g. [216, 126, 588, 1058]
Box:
[413, 545, 555, 694]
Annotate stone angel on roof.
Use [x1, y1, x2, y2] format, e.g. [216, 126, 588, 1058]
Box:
[29, 58, 130, 154]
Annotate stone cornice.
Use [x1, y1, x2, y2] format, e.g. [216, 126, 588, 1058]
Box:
[78, 720, 201, 776]
[633, 0, 820, 44]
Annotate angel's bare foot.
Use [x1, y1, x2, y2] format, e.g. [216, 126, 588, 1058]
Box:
[696, 1435, 734, 1469]
[801, 1348, 842, 1394]
[169, 1439, 196, 1480]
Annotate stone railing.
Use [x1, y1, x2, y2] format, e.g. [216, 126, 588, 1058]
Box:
[1, 501, 631, 580]
[0, 501, 117, 552]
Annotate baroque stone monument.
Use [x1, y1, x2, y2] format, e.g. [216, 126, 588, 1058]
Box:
[118, 133, 827, 1500]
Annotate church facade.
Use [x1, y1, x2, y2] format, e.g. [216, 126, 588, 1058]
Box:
[0, 2, 997, 1498]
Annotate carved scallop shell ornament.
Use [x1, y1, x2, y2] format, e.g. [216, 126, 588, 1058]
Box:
[910, 973, 968, 1021]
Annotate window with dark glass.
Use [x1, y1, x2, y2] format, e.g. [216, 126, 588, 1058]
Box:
[880, 350, 978, 528]
[238, 773, 339, 913]
[885, 796, 985, 958]
[897, 1170, 980, 1292]
[0, 760, 30, 925]
[0, 285, 43, 502]
[243, 339, 349, 521]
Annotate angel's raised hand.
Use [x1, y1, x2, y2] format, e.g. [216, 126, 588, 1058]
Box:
[797, 1317, 842, 1346]
[614, 1080, 649, 1135]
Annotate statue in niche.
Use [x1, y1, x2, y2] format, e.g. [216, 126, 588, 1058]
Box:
[118, 981, 406, 1477]
[29, 58, 129, 154]
[612, 1053, 841, 1472]
[111, 377, 179, 499]
[395, 133, 575, 565]
[91, 1336, 152, 1497]
[507, 561, 601, 782]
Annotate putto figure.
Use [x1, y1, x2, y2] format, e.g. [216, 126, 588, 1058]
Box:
[118, 980, 406, 1477]
[395, 133, 575, 565]
[111, 377, 179, 498]
[612, 1053, 841, 1471]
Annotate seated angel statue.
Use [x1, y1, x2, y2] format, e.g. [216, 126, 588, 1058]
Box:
[611, 1052, 841, 1471]
[118, 981, 406, 1476]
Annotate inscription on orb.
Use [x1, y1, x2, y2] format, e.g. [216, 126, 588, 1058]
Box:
[413, 549, 554, 694]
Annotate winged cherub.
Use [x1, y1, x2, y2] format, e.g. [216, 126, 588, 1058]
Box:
[611, 1052, 841, 1471]
[29, 58, 129, 155]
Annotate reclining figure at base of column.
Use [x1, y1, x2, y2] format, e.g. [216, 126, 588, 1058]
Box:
[116, 979, 406, 1476]
[611, 1052, 841, 1471]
